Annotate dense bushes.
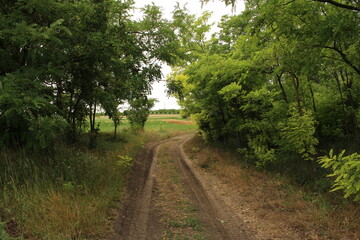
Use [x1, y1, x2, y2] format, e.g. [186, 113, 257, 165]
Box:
[169, 0, 360, 199]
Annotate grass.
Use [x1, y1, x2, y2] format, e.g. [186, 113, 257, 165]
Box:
[184, 135, 360, 240]
[0, 115, 196, 239]
[155, 142, 207, 240]
[96, 115, 196, 134]
[0, 133, 143, 239]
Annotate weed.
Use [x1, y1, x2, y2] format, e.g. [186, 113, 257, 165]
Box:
[185, 217, 203, 231]
[171, 174, 180, 184]
[0, 222, 22, 240]
[169, 220, 183, 228]
[116, 155, 133, 169]
[186, 206, 199, 213]
[184, 134, 360, 240]
[175, 236, 190, 240]
[192, 147, 200, 153]
[194, 234, 208, 240]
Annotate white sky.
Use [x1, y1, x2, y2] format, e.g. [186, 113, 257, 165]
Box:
[132, 0, 245, 110]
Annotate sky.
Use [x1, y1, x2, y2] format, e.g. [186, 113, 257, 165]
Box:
[132, 0, 245, 110]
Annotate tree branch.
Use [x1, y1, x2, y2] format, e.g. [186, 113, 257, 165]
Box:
[313, 0, 360, 12]
[323, 55, 343, 62]
[313, 44, 360, 75]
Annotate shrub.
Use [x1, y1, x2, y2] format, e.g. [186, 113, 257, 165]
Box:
[318, 150, 360, 201]
[125, 98, 156, 129]
[278, 108, 318, 161]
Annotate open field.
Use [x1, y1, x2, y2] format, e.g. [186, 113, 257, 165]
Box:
[96, 115, 196, 133]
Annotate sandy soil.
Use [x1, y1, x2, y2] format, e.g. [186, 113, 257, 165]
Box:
[108, 134, 253, 240]
[161, 119, 194, 125]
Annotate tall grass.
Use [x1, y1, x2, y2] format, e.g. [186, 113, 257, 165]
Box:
[0, 119, 195, 239]
[184, 135, 360, 240]
[0, 133, 138, 239]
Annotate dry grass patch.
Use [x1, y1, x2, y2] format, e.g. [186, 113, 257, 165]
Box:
[19, 191, 108, 239]
[184, 135, 360, 240]
[161, 119, 195, 125]
[155, 143, 207, 240]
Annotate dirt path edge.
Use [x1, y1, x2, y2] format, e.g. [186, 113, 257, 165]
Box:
[178, 136, 254, 240]
[108, 136, 188, 240]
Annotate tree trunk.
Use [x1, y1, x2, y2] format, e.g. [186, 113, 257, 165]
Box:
[290, 72, 302, 115]
[89, 103, 97, 149]
[340, 70, 360, 150]
[276, 73, 288, 104]
[307, 77, 317, 113]
[114, 123, 118, 140]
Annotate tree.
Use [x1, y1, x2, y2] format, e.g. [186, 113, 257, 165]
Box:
[125, 97, 157, 130]
[0, 0, 181, 149]
[169, 0, 360, 188]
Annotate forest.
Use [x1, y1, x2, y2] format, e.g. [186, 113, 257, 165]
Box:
[168, 0, 360, 200]
[0, 0, 360, 238]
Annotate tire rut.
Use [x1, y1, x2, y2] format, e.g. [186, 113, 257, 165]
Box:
[175, 137, 231, 239]
[109, 134, 253, 240]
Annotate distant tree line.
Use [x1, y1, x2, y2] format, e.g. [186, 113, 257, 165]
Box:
[150, 109, 180, 115]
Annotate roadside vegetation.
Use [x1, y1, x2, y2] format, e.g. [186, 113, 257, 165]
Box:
[0, 0, 191, 237]
[184, 135, 360, 239]
[0, 116, 195, 239]
[168, 0, 360, 202]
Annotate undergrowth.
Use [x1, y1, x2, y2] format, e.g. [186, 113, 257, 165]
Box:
[184, 134, 360, 240]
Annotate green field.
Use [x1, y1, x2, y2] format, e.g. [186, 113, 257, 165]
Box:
[96, 115, 196, 133]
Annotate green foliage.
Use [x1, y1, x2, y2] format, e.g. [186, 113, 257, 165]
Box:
[27, 115, 68, 151]
[169, 0, 360, 194]
[319, 150, 360, 200]
[278, 108, 319, 161]
[253, 147, 277, 168]
[116, 155, 133, 169]
[0, 119, 195, 238]
[125, 98, 156, 129]
[0, 0, 180, 149]
[179, 109, 190, 118]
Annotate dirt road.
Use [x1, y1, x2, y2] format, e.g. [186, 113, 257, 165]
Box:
[109, 134, 253, 240]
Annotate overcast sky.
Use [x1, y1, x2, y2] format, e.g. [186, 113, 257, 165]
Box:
[132, 0, 245, 110]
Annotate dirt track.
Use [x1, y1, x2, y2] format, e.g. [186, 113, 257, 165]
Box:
[109, 134, 253, 240]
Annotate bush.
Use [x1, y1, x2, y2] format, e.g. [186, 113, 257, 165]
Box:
[319, 150, 360, 201]
[125, 98, 156, 129]
[278, 108, 318, 161]
[27, 115, 68, 151]
[180, 109, 190, 118]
